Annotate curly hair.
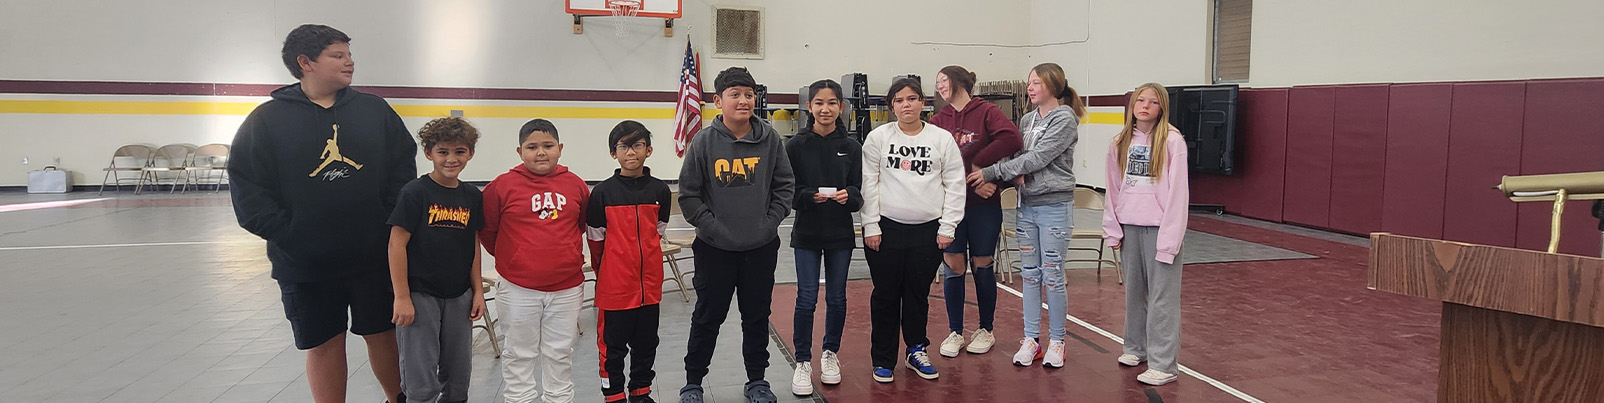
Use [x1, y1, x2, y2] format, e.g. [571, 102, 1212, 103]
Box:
[281, 24, 351, 79]
[418, 117, 481, 152]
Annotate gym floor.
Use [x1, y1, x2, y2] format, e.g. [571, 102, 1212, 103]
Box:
[0, 189, 1437, 402]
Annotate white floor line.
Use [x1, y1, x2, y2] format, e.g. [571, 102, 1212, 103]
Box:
[0, 198, 110, 213]
[996, 283, 1265, 403]
[0, 240, 260, 251]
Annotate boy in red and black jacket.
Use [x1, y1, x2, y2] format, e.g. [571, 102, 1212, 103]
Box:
[585, 121, 673, 403]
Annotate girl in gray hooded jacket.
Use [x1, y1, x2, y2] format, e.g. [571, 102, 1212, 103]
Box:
[970, 62, 1085, 369]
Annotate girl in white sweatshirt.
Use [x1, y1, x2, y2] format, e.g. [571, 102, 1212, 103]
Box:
[860, 78, 966, 383]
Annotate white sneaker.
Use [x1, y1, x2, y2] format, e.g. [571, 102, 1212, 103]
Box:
[791, 362, 814, 396]
[1043, 340, 1065, 368]
[966, 329, 995, 354]
[1118, 354, 1144, 367]
[820, 351, 842, 385]
[1137, 369, 1178, 386]
[939, 332, 965, 358]
[1012, 338, 1042, 366]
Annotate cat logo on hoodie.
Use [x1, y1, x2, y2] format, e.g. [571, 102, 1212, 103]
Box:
[713, 157, 761, 187]
[531, 192, 569, 220]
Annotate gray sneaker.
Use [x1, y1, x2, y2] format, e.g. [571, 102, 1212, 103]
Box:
[679, 384, 704, 403]
[744, 380, 778, 403]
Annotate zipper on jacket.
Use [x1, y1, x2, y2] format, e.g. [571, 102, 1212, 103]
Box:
[636, 204, 646, 306]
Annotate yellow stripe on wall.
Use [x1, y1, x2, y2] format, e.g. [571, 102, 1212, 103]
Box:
[0, 100, 261, 115]
[1084, 112, 1124, 125]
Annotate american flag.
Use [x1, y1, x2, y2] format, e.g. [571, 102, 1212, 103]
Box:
[672, 40, 702, 157]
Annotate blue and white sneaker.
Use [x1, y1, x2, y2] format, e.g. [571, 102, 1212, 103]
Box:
[872, 366, 894, 383]
[904, 344, 940, 380]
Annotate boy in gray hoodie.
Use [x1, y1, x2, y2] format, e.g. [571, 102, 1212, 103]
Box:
[677, 67, 795, 403]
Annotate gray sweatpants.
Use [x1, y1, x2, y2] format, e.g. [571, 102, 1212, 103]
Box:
[398, 290, 474, 403]
[1119, 224, 1182, 375]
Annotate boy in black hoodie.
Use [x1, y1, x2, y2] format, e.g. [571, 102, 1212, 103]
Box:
[784, 79, 861, 396]
[677, 67, 795, 403]
[229, 24, 415, 403]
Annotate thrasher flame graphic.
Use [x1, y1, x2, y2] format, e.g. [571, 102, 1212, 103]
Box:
[426, 204, 471, 229]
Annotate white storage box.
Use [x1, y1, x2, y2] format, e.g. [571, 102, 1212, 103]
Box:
[27, 167, 72, 193]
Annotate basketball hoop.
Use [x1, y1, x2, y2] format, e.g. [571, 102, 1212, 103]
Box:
[607, 0, 640, 37]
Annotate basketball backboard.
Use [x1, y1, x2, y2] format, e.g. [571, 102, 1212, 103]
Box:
[567, 0, 682, 19]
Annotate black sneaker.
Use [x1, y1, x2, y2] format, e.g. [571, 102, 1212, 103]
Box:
[629, 394, 657, 403]
[679, 384, 704, 403]
[744, 380, 778, 403]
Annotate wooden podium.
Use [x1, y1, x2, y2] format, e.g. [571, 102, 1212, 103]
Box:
[1369, 233, 1604, 402]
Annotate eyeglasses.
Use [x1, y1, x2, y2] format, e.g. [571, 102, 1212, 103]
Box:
[615, 142, 648, 153]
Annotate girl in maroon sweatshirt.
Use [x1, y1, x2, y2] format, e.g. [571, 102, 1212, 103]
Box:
[929, 65, 1023, 358]
[480, 119, 591, 403]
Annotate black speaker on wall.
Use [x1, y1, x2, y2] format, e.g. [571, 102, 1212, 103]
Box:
[1165, 84, 1238, 175]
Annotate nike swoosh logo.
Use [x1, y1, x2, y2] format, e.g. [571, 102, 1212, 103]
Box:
[836, 152, 848, 157]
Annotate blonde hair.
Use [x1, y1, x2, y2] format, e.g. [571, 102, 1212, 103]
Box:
[1114, 83, 1172, 181]
[1030, 63, 1087, 118]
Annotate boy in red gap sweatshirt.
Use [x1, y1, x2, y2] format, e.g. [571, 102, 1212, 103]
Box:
[480, 119, 591, 403]
[585, 121, 673, 403]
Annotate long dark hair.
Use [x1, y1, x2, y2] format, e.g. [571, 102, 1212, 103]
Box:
[806, 79, 845, 127]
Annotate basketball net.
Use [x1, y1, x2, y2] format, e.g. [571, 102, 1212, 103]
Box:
[608, 0, 640, 37]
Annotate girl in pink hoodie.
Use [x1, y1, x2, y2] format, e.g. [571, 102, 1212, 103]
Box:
[1102, 83, 1189, 386]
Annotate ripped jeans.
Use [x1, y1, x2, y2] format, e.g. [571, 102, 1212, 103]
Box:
[1017, 202, 1071, 341]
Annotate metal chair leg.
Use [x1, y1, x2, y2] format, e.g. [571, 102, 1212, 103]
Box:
[666, 257, 691, 302]
[474, 280, 503, 358]
[1096, 240, 1105, 278]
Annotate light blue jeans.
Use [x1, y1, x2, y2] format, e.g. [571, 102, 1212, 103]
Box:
[1017, 202, 1070, 341]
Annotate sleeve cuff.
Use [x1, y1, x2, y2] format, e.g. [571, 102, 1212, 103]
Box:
[863, 223, 881, 238]
[1156, 251, 1177, 265]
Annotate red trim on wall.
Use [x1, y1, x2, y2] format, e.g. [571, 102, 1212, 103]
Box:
[1186, 77, 1602, 254]
[1380, 84, 1452, 239]
[1327, 85, 1389, 234]
[0, 79, 805, 104]
[1514, 79, 1604, 254]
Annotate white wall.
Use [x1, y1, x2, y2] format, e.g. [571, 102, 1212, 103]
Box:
[5, 0, 1603, 187]
[1024, 0, 1210, 188]
[1021, 0, 1604, 92]
[0, 0, 1036, 186]
[1249, 0, 1604, 87]
[1023, 0, 1604, 189]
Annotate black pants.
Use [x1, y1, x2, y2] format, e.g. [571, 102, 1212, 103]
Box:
[684, 237, 780, 385]
[865, 219, 943, 369]
[600, 304, 660, 401]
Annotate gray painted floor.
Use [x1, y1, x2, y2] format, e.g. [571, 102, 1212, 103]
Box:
[0, 190, 1311, 402]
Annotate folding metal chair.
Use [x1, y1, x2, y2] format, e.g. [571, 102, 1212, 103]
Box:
[98, 145, 156, 195]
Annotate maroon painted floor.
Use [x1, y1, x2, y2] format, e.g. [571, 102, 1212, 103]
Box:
[770, 216, 1441, 402]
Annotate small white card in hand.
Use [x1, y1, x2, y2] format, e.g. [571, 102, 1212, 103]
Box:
[818, 187, 838, 196]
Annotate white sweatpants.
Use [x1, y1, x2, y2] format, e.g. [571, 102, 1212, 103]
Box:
[497, 282, 583, 403]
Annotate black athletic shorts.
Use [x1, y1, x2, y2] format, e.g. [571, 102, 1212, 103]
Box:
[278, 269, 395, 350]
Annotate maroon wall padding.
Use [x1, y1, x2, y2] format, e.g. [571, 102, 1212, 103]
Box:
[1282, 87, 1337, 228]
[1515, 79, 1604, 255]
[1189, 170, 1236, 207]
[1232, 89, 1291, 222]
[1441, 82, 1526, 248]
[1380, 84, 1453, 239]
[1327, 85, 1390, 234]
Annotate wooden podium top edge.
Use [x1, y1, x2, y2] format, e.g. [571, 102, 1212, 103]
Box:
[1369, 233, 1604, 327]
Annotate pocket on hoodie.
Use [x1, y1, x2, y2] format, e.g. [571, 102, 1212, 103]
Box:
[510, 240, 583, 277]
